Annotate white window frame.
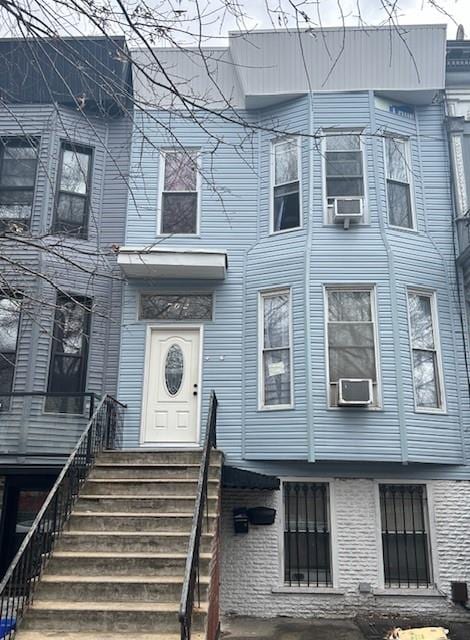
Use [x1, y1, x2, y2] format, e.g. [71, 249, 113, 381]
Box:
[383, 135, 417, 231]
[406, 288, 446, 414]
[324, 284, 382, 409]
[322, 130, 368, 225]
[258, 287, 294, 411]
[269, 136, 302, 235]
[157, 148, 201, 236]
[374, 480, 438, 591]
[277, 478, 338, 591]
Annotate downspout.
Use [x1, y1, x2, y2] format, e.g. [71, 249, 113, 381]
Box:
[368, 91, 408, 464]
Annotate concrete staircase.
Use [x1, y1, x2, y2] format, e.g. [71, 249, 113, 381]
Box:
[14, 450, 222, 640]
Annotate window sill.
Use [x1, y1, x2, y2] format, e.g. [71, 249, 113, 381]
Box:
[373, 588, 442, 598]
[272, 586, 344, 595]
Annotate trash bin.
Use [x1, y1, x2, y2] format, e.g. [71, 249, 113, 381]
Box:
[0, 617, 16, 638]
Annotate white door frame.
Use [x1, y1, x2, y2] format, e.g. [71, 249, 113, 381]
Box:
[140, 324, 204, 448]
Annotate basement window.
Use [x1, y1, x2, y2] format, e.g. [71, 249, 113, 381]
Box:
[283, 481, 332, 587]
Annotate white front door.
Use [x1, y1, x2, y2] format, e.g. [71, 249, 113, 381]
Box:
[142, 328, 200, 445]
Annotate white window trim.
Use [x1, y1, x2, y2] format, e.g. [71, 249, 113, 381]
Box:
[269, 136, 303, 235]
[156, 148, 202, 237]
[406, 288, 446, 414]
[258, 287, 294, 411]
[277, 478, 338, 590]
[383, 135, 417, 232]
[373, 479, 439, 591]
[321, 129, 369, 225]
[323, 283, 382, 409]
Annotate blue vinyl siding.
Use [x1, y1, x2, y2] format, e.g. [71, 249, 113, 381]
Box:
[118, 91, 470, 480]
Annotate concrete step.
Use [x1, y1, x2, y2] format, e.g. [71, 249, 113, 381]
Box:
[90, 462, 221, 480]
[36, 574, 209, 603]
[21, 600, 207, 633]
[82, 478, 219, 497]
[56, 530, 213, 554]
[74, 495, 217, 514]
[46, 551, 211, 576]
[15, 633, 205, 640]
[67, 511, 216, 533]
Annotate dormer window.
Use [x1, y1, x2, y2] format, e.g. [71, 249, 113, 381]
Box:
[271, 137, 301, 233]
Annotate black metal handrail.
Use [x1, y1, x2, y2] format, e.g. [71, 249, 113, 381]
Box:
[0, 394, 126, 638]
[179, 390, 218, 640]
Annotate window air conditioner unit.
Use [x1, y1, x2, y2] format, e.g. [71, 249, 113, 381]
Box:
[333, 198, 363, 228]
[338, 378, 373, 406]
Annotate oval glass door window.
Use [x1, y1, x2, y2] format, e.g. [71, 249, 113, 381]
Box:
[165, 344, 184, 396]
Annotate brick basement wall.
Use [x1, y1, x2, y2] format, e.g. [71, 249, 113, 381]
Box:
[220, 479, 470, 620]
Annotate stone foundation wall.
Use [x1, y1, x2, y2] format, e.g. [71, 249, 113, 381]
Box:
[220, 479, 470, 620]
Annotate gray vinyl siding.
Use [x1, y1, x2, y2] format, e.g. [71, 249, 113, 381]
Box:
[0, 104, 129, 459]
[118, 91, 470, 480]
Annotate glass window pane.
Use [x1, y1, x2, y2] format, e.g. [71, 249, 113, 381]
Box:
[140, 294, 213, 321]
[326, 134, 361, 151]
[54, 300, 88, 355]
[388, 181, 412, 228]
[326, 177, 364, 197]
[263, 349, 290, 406]
[328, 291, 371, 322]
[408, 294, 434, 349]
[1, 143, 37, 187]
[275, 139, 298, 185]
[325, 151, 363, 177]
[0, 298, 21, 352]
[56, 193, 87, 226]
[164, 152, 197, 191]
[328, 323, 376, 381]
[0, 190, 33, 220]
[413, 350, 439, 408]
[386, 138, 408, 182]
[60, 148, 90, 194]
[273, 183, 300, 231]
[264, 293, 289, 348]
[161, 193, 197, 234]
[0, 354, 15, 395]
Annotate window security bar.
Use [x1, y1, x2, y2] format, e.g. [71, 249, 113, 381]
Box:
[284, 482, 331, 587]
[380, 484, 432, 588]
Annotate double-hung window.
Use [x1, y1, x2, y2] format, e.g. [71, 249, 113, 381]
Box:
[326, 287, 379, 407]
[0, 295, 21, 410]
[380, 484, 432, 588]
[283, 482, 332, 587]
[0, 138, 38, 232]
[325, 133, 365, 222]
[53, 142, 92, 238]
[159, 150, 199, 235]
[385, 137, 414, 229]
[260, 289, 292, 408]
[272, 137, 300, 232]
[46, 294, 91, 414]
[407, 290, 444, 411]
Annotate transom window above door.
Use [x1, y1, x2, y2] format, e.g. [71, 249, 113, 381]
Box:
[159, 150, 200, 235]
[139, 294, 213, 321]
[271, 137, 301, 233]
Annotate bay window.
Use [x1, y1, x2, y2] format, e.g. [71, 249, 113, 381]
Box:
[326, 287, 379, 407]
[53, 142, 92, 238]
[260, 289, 292, 409]
[272, 137, 300, 232]
[407, 290, 444, 410]
[0, 138, 38, 232]
[385, 137, 414, 229]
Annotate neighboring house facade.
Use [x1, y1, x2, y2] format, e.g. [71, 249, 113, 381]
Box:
[0, 37, 131, 575]
[117, 25, 470, 619]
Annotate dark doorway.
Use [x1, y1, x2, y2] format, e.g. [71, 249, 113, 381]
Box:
[0, 474, 56, 578]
